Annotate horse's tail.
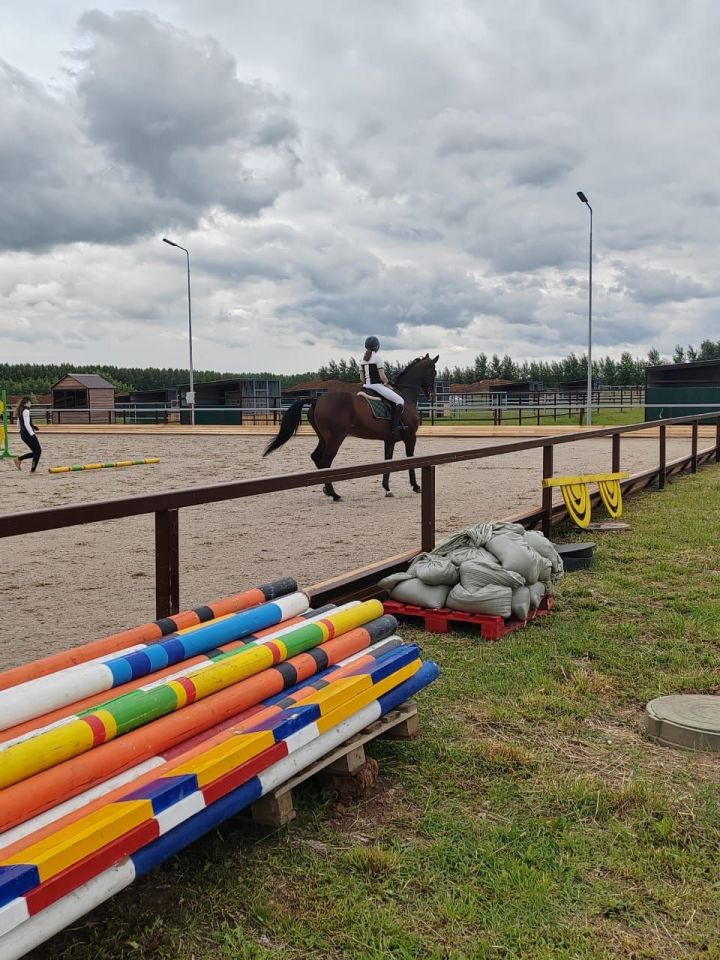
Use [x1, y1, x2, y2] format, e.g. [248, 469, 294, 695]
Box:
[263, 399, 311, 457]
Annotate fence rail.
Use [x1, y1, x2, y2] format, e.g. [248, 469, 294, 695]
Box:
[6, 399, 720, 428]
[1, 412, 719, 621]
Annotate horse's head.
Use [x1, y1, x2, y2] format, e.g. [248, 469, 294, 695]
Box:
[396, 353, 439, 400]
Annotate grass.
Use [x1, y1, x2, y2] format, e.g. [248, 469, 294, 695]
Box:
[435, 409, 643, 427]
[33, 465, 720, 960]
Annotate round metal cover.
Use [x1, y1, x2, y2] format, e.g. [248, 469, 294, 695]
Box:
[643, 695, 720, 751]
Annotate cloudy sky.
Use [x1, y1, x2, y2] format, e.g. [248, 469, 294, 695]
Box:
[1, 1, 718, 374]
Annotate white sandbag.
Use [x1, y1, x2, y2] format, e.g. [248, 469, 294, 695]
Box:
[491, 522, 528, 538]
[524, 531, 564, 576]
[433, 522, 494, 555]
[446, 546, 500, 567]
[412, 555, 459, 586]
[486, 535, 544, 583]
[528, 582, 546, 609]
[459, 560, 525, 590]
[511, 586, 531, 620]
[390, 578, 450, 609]
[446, 584, 513, 617]
[378, 571, 414, 591]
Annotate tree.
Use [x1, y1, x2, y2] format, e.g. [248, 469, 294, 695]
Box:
[646, 348, 663, 366]
[672, 345, 685, 364]
[698, 339, 720, 360]
[686, 345, 698, 361]
[488, 354, 501, 378]
[473, 353, 488, 381]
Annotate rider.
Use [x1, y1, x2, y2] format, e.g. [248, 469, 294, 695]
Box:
[360, 336, 405, 438]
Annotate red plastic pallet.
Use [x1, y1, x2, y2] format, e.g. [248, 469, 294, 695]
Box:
[383, 594, 554, 641]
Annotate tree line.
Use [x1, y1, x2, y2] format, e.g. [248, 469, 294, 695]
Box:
[0, 364, 316, 396]
[1, 338, 719, 395]
[319, 339, 720, 387]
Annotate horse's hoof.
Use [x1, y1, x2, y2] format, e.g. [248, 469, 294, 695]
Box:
[333, 495, 342, 502]
[385, 491, 394, 498]
[412, 485, 421, 493]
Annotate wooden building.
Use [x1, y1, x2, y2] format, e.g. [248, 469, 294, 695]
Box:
[281, 379, 361, 403]
[51, 374, 116, 424]
[645, 359, 720, 421]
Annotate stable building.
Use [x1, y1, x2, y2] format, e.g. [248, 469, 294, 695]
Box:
[645, 359, 720, 421]
[178, 378, 282, 424]
[51, 373, 116, 424]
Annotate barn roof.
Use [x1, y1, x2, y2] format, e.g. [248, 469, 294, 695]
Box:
[52, 373, 115, 390]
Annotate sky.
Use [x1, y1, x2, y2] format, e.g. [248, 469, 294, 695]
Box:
[0, 1, 718, 374]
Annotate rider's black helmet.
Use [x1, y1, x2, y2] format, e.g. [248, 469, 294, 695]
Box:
[364, 336, 380, 351]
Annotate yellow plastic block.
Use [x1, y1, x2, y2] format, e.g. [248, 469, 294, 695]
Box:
[315, 660, 422, 734]
[3, 800, 153, 881]
[171, 730, 275, 787]
[0, 718, 96, 790]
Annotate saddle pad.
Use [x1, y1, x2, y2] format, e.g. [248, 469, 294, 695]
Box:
[358, 391, 392, 419]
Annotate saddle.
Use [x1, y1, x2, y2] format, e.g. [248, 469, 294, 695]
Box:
[357, 390, 393, 420]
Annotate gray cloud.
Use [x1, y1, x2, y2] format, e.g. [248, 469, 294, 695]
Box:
[2, 1, 720, 372]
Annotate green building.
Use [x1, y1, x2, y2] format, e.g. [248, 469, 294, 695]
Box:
[645, 359, 720, 421]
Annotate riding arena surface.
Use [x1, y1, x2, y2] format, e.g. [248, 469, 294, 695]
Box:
[0, 431, 689, 670]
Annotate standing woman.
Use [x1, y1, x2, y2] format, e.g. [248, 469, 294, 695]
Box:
[13, 396, 42, 473]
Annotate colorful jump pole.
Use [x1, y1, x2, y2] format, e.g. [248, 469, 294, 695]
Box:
[0, 600, 384, 790]
[49, 459, 160, 474]
[0, 390, 15, 462]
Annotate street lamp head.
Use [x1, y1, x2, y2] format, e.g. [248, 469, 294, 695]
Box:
[576, 191, 589, 204]
[162, 238, 177, 247]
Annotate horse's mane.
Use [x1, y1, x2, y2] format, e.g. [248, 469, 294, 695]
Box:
[395, 355, 431, 384]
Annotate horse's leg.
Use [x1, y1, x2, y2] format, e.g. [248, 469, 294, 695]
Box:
[382, 439, 396, 497]
[405, 432, 421, 492]
[316, 436, 345, 501]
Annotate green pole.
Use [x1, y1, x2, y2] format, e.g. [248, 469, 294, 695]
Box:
[0, 389, 16, 460]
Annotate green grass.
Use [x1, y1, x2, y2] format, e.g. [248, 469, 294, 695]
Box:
[435, 409, 643, 427]
[33, 466, 720, 960]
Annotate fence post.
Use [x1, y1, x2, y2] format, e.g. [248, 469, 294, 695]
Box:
[541, 445, 553, 538]
[155, 509, 180, 619]
[611, 433, 621, 473]
[691, 420, 698, 473]
[716, 419, 720, 463]
[420, 466, 435, 553]
[658, 424, 666, 489]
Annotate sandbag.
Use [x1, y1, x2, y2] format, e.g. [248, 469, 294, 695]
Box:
[528, 582, 546, 609]
[490, 522, 528, 539]
[459, 559, 525, 590]
[446, 546, 499, 567]
[511, 586, 531, 620]
[390, 578, 450, 609]
[433, 523, 494, 556]
[411, 555, 459, 586]
[486, 535, 544, 583]
[525, 531, 564, 577]
[378, 571, 414, 591]
[446, 584, 513, 617]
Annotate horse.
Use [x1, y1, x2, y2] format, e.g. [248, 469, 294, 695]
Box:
[263, 354, 438, 501]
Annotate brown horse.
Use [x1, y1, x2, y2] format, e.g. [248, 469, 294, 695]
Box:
[263, 354, 438, 501]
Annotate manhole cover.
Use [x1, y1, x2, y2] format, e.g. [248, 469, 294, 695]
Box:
[643, 695, 720, 751]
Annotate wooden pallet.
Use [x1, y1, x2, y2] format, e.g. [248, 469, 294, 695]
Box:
[383, 595, 554, 640]
[247, 700, 419, 827]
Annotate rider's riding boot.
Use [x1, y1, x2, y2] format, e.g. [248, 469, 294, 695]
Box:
[390, 404, 406, 439]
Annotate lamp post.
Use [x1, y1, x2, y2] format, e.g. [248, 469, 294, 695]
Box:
[576, 191, 593, 426]
[163, 238, 195, 426]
